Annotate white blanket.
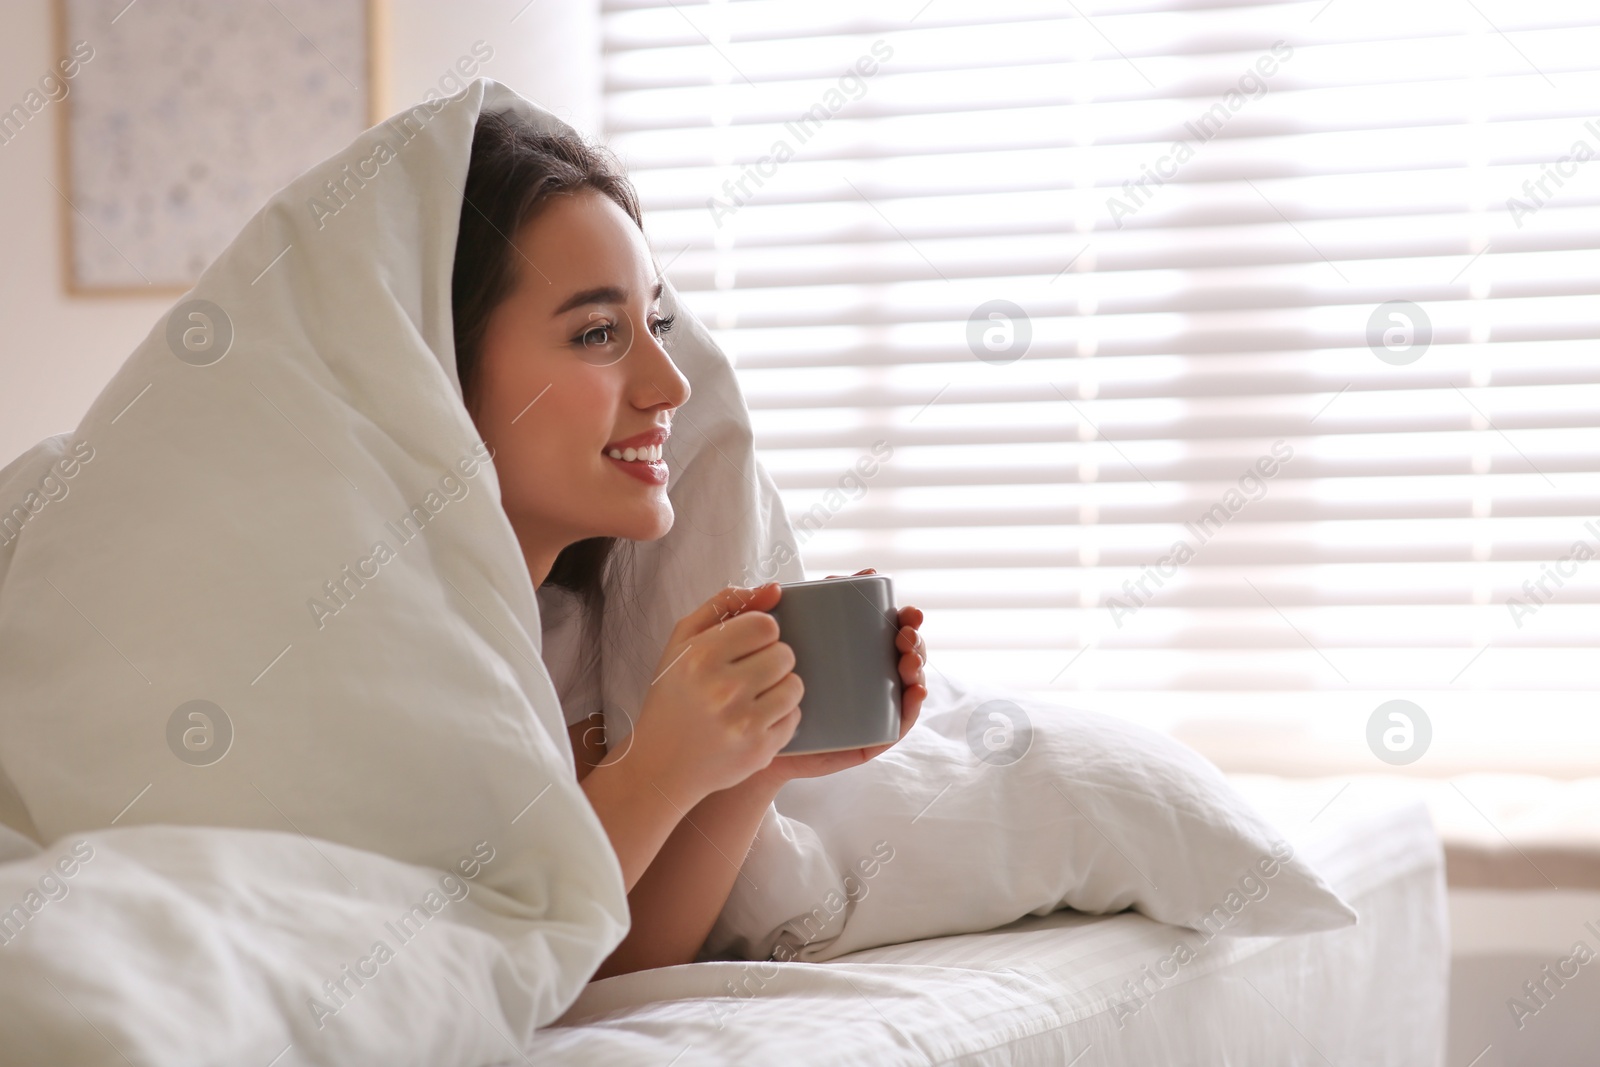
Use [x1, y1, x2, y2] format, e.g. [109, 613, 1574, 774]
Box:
[0, 80, 630, 1064]
[0, 824, 597, 1065]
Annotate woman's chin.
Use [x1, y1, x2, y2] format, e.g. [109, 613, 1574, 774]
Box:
[611, 500, 674, 543]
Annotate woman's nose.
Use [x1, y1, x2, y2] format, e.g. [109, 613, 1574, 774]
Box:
[633, 320, 690, 409]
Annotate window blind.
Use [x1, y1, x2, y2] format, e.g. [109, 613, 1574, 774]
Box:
[599, 0, 1600, 772]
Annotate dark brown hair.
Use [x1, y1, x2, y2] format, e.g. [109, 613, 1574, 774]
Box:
[450, 109, 645, 635]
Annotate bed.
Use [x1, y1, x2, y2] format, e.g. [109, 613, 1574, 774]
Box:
[529, 778, 1448, 1066]
[0, 78, 1449, 1066]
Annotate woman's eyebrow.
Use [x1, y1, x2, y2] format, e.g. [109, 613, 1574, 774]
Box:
[551, 281, 665, 318]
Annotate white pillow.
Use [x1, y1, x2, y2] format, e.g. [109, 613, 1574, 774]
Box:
[701, 671, 1358, 963]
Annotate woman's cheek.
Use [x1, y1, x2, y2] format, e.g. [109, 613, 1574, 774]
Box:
[567, 365, 627, 437]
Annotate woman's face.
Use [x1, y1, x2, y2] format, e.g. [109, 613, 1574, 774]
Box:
[469, 188, 691, 576]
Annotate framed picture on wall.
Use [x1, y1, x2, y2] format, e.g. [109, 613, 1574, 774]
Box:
[54, 0, 388, 295]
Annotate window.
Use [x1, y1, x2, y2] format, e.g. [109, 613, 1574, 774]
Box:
[602, 0, 1600, 772]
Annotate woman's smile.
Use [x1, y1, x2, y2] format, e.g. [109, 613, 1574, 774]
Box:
[602, 426, 670, 486]
[605, 453, 668, 486]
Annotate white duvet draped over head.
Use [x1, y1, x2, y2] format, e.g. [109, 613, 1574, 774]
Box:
[0, 78, 666, 1065]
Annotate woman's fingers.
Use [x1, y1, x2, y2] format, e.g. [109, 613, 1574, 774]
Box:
[895, 622, 926, 665]
[895, 609, 927, 700]
[673, 582, 779, 642]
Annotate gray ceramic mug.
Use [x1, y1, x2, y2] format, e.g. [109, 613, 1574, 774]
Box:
[770, 573, 902, 755]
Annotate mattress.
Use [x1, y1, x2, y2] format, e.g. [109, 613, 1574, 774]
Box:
[527, 777, 1449, 1066]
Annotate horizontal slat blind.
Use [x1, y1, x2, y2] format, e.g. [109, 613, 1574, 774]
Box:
[601, 0, 1600, 769]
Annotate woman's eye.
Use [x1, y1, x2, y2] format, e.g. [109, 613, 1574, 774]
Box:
[575, 315, 672, 350]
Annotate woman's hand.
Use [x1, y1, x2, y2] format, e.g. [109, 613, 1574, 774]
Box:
[752, 568, 927, 789]
[625, 583, 803, 809]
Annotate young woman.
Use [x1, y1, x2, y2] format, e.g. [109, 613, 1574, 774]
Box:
[450, 111, 928, 979]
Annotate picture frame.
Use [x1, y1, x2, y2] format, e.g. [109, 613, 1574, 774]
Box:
[54, 0, 389, 296]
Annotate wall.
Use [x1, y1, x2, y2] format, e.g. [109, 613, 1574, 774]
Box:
[0, 0, 599, 465]
[1448, 890, 1600, 1067]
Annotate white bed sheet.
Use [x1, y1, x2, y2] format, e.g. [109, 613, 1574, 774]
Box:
[525, 778, 1448, 1066]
